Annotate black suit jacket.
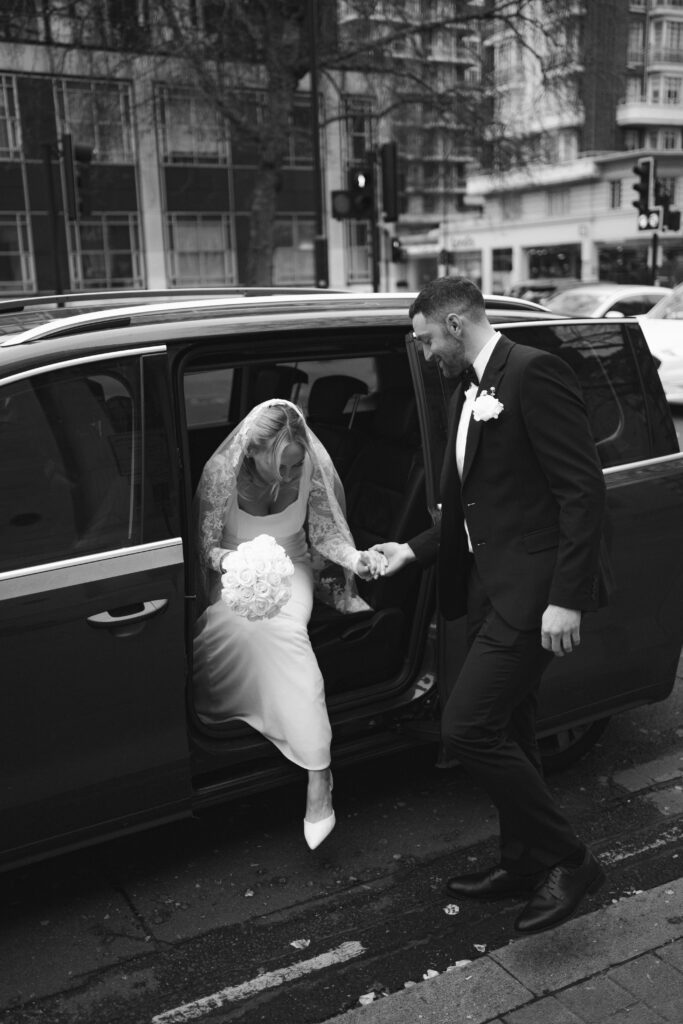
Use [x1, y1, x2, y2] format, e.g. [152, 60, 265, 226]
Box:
[409, 336, 610, 629]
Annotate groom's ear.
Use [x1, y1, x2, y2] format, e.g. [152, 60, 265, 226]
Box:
[446, 313, 461, 336]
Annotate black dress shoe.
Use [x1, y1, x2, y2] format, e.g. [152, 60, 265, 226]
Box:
[446, 865, 544, 901]
[514, 849, 605, 934]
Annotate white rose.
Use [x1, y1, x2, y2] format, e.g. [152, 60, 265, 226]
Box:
[472, 391, 504, 422]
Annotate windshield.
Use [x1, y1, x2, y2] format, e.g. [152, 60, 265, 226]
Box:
[647, 284, 683, 319]
[546, 290, 610, 316]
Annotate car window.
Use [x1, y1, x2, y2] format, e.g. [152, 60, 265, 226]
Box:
[184, 368, 235, 428]
[0, 355, 177, 572]
[546, 291, 607, 316]
[503, 322, 652, 468]
[646, 284, 683, 320]
[609, 296, 657, 317]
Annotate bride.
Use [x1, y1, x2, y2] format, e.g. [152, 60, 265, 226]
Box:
[192, 398, 386, 849]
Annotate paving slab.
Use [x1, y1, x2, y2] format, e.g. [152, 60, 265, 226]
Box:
[323, 957, 532, 1024]
[489, 879, 683, 994]
[325, 879, 683, 1024]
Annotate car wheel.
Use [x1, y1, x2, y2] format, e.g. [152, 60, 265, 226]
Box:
[539, 717, 611, 774]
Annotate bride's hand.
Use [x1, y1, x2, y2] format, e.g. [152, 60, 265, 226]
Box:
[356, 549, 388, 580]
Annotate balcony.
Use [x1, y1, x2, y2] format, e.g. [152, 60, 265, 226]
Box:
[649, 47, 683, 65]
[616, 99, 683, 126]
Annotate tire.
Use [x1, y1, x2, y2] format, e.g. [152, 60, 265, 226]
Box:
[539, 717, 611, 774]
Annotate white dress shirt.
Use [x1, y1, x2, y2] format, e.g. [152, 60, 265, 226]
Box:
[455, 332, 501, 550]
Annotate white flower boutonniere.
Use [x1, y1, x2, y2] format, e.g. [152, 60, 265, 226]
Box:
[472, 387, 504, 422]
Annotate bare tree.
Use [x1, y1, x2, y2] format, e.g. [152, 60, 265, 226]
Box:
[1, 0, 579, 284]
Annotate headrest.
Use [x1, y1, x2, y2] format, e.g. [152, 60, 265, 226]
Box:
[372, 388, 418, 443]
[308, 375, 368, 422]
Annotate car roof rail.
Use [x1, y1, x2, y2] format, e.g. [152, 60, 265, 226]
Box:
[0, 292, 355, 347]
[0, 286, 339, 315]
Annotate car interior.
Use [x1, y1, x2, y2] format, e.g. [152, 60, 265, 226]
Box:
[183, 348, 433, 746]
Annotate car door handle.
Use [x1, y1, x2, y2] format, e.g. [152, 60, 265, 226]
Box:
[87, 599, 169, 632]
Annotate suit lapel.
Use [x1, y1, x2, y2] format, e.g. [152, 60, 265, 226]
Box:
[462, 335, 514, 483]
[440, 382, 465, 497]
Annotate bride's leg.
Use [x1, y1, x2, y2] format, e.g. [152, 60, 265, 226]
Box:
[305, 767, 333, 823]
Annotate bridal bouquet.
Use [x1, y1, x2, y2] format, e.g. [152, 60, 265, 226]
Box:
[220, 534, 294, 620]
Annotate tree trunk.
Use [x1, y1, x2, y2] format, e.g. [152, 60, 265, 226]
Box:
[245, 164, 280, 286]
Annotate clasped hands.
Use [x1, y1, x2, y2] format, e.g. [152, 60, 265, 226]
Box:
[356, 548, 389, 580]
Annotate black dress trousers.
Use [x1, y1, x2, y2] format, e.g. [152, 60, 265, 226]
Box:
[441, 563, 585, 874]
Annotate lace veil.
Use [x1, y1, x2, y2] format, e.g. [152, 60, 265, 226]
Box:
[193, 398, 370, 616]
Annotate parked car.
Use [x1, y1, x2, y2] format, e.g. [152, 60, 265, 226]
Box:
[504, 277, 584, 304]
[2, 291, 682, 871]
[546, 283, 671, 319]
[639, 285, 683, 403]
[646, 282, 683, 321]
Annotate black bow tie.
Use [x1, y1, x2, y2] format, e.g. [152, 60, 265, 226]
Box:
[461, 365, 478, 390]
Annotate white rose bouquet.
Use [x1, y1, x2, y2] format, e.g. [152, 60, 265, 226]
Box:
[220, 534, 295, 620]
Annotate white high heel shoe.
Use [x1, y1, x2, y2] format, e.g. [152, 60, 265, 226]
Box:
[303, 811, 336, 850]
[304, 772, 334, 849]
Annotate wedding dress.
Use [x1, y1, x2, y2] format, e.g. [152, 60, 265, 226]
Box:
[192, 399, 369, 771]
[193, 457, 333, 768]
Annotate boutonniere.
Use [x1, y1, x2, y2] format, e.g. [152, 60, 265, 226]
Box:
[471, 387, 504, 422]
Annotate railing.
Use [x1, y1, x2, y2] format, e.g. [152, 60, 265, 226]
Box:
[650, 47, 683, 63]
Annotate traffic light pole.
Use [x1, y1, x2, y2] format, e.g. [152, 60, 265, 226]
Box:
[651, 232, 659, 285]
[307, 0, 328, 288]
[42, 142, 65, 296]
[370, 156, 380, 292]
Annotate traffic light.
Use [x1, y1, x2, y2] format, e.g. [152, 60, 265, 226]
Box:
[632, 156, 659, 230]
[381, 141, 399, 222]
[61, 133, 95, 220]
[330, 165, 375, 221]
[655, 178, 681, 232]
[390, 237, 404, 262]
[348, 165, 374, 220]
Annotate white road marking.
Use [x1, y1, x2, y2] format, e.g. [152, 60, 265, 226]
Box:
[600, 821, 683, 866]
[151, 939, 366, 1023]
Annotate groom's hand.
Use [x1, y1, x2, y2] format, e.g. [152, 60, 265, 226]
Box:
[541, 605, 582, 657]
[370, 542, 416, 577]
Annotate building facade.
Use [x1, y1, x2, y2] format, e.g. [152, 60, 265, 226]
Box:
[433, 0, 683, 292]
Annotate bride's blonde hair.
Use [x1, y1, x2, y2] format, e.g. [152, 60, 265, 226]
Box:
[240, 403, 309, 499]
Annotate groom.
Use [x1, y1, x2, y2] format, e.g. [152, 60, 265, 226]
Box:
[375, 277, 610, 934]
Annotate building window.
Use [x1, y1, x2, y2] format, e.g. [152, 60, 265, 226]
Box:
[662, 129, 680, 149]
[663, 76, 681, 105]
[547, 189, 570, 217]
[627, 22, 645, 62]
[55, 80, 134, 163]
[0, 215, 34, 292]
[0, 75, 21, 159]
[625, 77, 643, 103]
[624, 128, 641, 149]
[557, 130, 578, 162]
[158, 87, 228, 165]
[272, 216, 315, 285]
[346, 220, 371, 285]
[343, 97, 373, 166]
[166, 214, 236, 286]
[610, 181, 623, 209]
[69, 215, 142, 289]
[501, 193, 522, 220]
[658, 177, 677, 205]
[285, 99, 314, 169]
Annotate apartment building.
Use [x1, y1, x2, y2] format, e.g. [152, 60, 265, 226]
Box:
[435, 0, 683, 292]
[0, 1, 490, 295]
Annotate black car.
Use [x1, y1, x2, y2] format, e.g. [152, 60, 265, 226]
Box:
[2, 290, 682, 871]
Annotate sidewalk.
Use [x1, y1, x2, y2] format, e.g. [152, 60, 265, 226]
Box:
[324, 877, 683, 1024]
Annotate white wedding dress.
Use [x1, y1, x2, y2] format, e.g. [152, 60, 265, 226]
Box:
[192, 458, 332, 770]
